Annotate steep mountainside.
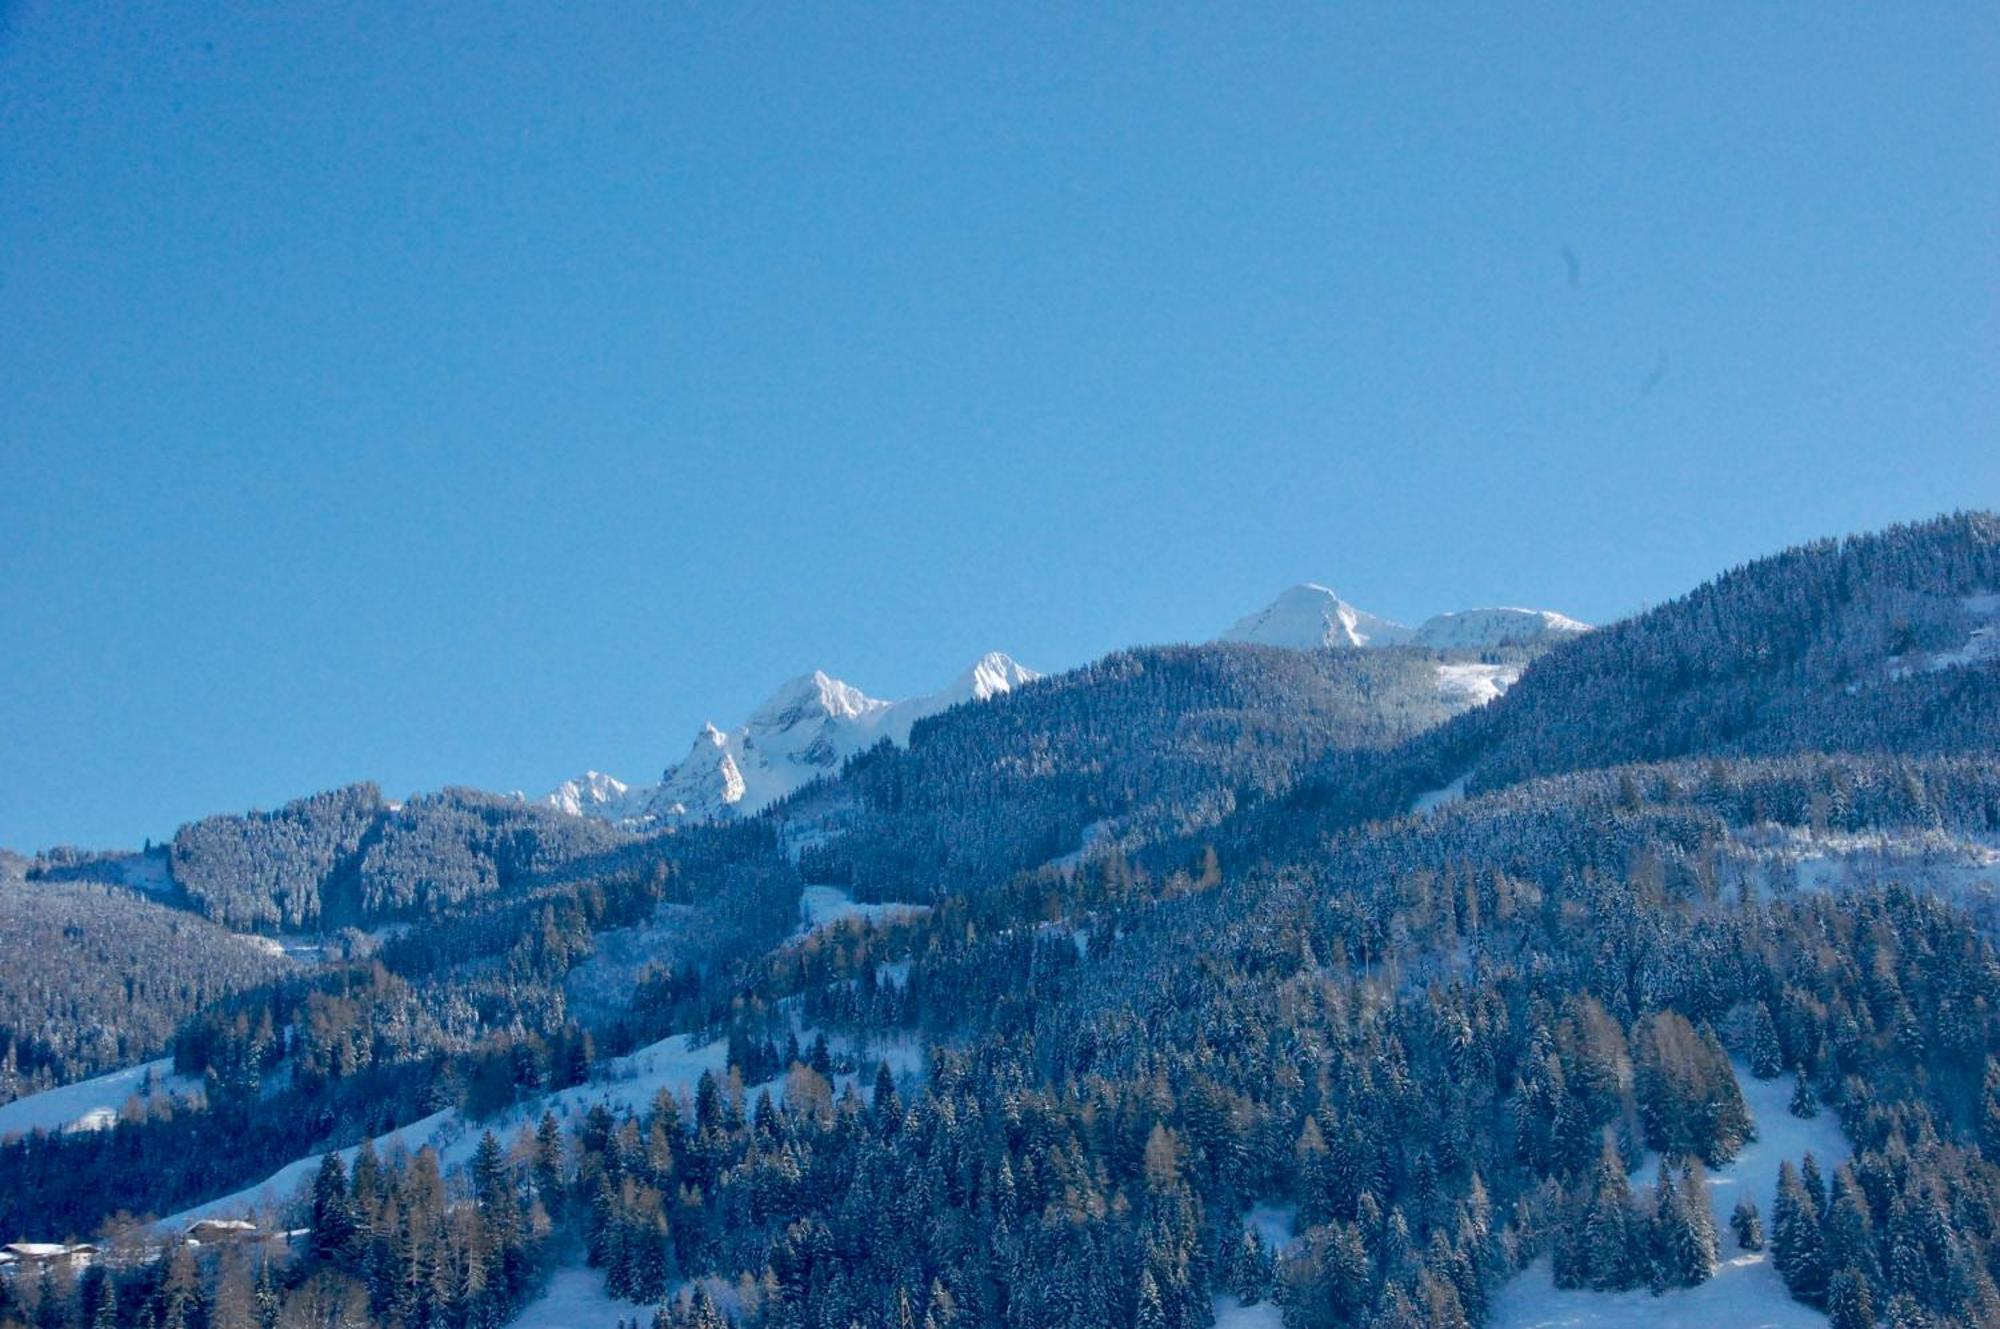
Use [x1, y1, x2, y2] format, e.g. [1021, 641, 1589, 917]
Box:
[4, 515, 1999, 1329]
[0, 862, 293, 1104]
[782, 640, 1531, 900]
[1266, 512, 2000, 840]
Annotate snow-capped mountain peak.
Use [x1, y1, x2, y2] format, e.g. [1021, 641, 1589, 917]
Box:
[958, 651, 1038, 702]
[1221, 584, 1415, 649]
[748, 670, 888, 731]
[551, 653, 1039, 829]
[542, 770, 635, 819]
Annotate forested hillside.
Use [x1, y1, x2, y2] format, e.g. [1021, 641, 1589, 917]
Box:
[1247, 512, 2000, 857]
[786, 642, 1497, 901]
[0, 855, 294, 1105]
[1, 515, 1997, 1329]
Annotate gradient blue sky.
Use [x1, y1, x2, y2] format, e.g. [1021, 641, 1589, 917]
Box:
[3, 5, 1996, 851]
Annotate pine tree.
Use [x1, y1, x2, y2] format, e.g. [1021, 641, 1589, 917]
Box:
[1882, 1291, 1934, 1329]
[254, 1258, 280, 1329]
[157, 1240, 200, 1329]
[1828, 1267, 1876, 1329]
[1773, 1160, 1830, 1306]
[89, 1274, 119, 1329]
[534, 1111, 566, 1219]
[1227, 1228, 1274, 1304]
[1791, 1069, 1820, 1119]
[31, 1266, 62, 1329]
[1750, 1003, 1784, 1078]
[1672, 1159, 1719, 1285]
[310, 1150, 358, 1262]
[1133, 1269, 1167, 1329]
[1581, 1134, 1638, 1290]
[1826, 1166, 1881, 1287]
[1731, 1197, 1764, 1251]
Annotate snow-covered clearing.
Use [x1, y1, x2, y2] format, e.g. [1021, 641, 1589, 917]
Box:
[565, 904, 696, 1020]
[1877, 592, 2000, 682]
[1047, 819, 1114, 875]
[1211, 1294, 1283, 1328]
[796, 885, 928, 937]
[0, 1057, 202, 1140]
[1488, 1062, 1850, 1329]
[1413, 773, 1469, 816]
[1736, 824, 2000, 929]
[512, 1264, 639, 1329]
[1436, 661, 1520, 707]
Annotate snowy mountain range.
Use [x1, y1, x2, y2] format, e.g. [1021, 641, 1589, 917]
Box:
[59, 585, 1581, 846]
[544, 652, 1039, 827]
[542, 589, 1586, 829]
[1220, 583, 1589, 652]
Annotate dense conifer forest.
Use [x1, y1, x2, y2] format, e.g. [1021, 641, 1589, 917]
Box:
[3, 514, 1999, 1328]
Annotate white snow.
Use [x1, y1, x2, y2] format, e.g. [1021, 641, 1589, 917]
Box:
[540, 771, 641, 821]
[1488, 1063, 1850, 1329]
[1222, 585, 1413, 649]
[1876, 593, 2000, 684]
[115, 851, 175, 896]
[1221, 588, 1586, 654]
[1046, 819, 1114, 875]
[1925, 592, 2000, 672]
[511, 1264, 640, 1329]
[1435, 661, 1521, 707]
[1726, 825, 2000, 926]
[1412, 607, 1591, 651]
[1212, 1295, 1284, 1328]
[550, 654, 1037, 828]
[0, 1058, 202, 1140]
[1413, 774, 1470, 815]
[796, 885, 930, 937]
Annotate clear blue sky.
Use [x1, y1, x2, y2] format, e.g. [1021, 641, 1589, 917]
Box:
[3, 5, 1995, 851]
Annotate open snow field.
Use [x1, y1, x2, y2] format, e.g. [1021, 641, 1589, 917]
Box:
[1212, 1294, 1284, 1328]
[511, 1264, 641, 1329]
[0, 1057, 201, 1140]
[796, 884, 929, 936]
[1488, 1063, 1850, 1329]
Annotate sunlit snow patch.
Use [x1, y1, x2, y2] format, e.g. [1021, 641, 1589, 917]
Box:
[797, 885, 929, 936]
[1436, 661, 1521, 707]
[511, 1265, 636, 1329]
[0, 1058, 203, 1140]
[1212, 1295, 1284, 1328]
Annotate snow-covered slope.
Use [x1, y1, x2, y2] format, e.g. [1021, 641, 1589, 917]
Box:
[1221, 584, 1414, 649]
[1412, 606, 1591, 650]
[0, 1058, 202, 1140]
[1435, 660, 1522, 706]
[1489, 1062, 1848, 1329]
[1222, 586, 1586, 653]
[547, 652, 1038, 827]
